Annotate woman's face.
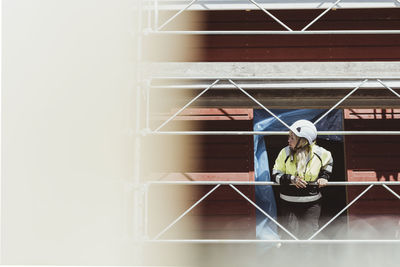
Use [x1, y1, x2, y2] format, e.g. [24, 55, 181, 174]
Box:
[288, 131, 299, 149]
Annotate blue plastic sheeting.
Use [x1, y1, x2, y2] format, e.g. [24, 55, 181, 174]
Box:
[253, 109, 343, 239]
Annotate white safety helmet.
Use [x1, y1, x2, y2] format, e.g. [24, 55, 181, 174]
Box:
[290, 119, 317, 145]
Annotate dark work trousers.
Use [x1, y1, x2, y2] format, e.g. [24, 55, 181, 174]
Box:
[279, 199, 322, 240]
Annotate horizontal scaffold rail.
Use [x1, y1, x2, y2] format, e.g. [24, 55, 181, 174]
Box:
[146, 181, 400, 186]
[147, 131, 400, 136]
[146, 30, 400, 35]
[149, 78, 400, 91]
[145, 0, 400, 11]
[146, 239, 400, 244]
[151, 76, 400, 80]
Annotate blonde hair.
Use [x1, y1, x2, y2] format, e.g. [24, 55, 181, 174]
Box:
[294, 138, 310, 178]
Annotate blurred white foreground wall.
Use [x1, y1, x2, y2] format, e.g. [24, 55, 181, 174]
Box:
[3, 0, 138, 264]
[2, 0, 199, 264]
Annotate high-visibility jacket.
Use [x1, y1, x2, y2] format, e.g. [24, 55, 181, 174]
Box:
[272, 143, 333, 203]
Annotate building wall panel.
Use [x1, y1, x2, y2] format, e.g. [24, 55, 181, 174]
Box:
[148, 108, 256, 239]
[344, 109, 400, 217]
[145, 8, 400, 62]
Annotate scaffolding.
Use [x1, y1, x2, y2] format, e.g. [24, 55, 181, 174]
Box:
[144, 0, 400, 34]
[135, 0, 400, 251]
[147, 181, 400, 243]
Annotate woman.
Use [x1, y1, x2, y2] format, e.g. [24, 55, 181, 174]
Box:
[272, 119, 333, 240]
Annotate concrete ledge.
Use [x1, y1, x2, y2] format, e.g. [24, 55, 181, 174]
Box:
[143, 62, 400, 78]
[144, 62, 400, 108]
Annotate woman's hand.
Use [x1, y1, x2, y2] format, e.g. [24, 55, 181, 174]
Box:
[292, 176, 307, 188]
[317, 178, 328, 188]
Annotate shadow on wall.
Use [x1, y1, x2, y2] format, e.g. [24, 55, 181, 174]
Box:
[376, 171, 399, 181]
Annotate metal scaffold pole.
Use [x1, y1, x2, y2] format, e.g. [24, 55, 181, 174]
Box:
[133, 0, 144, 264]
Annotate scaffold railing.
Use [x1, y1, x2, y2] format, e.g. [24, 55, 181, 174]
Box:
[147, 131, 400, 135]
[144, 0, 400, 34]
[142, 74, 400, 244]
[146, 0, 400, 11]
[145, 77, 400, 135]
[137, 0, 400, 248]
[144, 181, 400, 243]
